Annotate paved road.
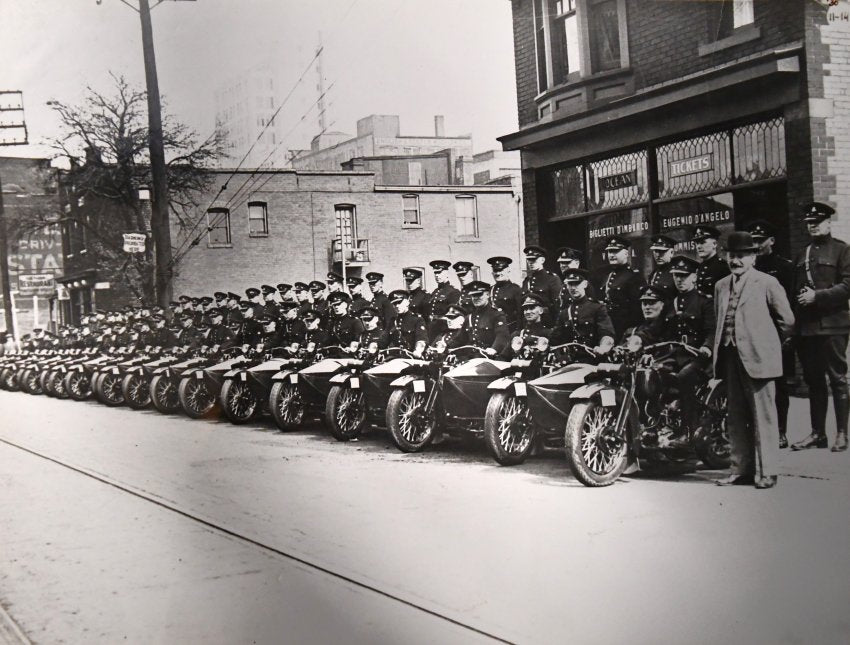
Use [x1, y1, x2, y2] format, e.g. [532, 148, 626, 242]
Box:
[1, 391, 849, 644]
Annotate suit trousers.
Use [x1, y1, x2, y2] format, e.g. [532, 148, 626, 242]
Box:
[796, 334, 850, 436]
[719, 345, 780, 478]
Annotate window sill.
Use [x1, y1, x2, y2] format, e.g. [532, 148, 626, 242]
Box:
[534, 66, 633, 104]
[402, 223, 423, 230]
[249, 232, 269, 238]
[698, 25, 761, 57]
[207, 243, 232, 249]
[454, 236, 480, 243]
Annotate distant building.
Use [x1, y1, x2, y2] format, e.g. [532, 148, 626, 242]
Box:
[214, 63, 284, 168]
[472, 150, 521, 187]
[290, 115, 474, 184]
[0, 156, 62, 336]
[170, 168, 521, 296]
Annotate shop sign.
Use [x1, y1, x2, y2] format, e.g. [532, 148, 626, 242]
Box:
[94, 282, 111, 290]
[123, 233, 147, 253]
[669, 154, 713, 179]
[598, 170, 637, 192]
[18, 273, 56, 297]
[56, 284, 70, 301]
[586, 208, 652, 275]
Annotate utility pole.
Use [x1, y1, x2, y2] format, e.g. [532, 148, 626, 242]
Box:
[138, 0, 173, 308]
[0, 90, 28, 339]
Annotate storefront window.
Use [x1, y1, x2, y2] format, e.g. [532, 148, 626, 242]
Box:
[586, 207, 651, 275]
[732, 118, 786, 183]
[656, 131, 732, 199]
[658, 193, 735, 258]
[585, 150, 648, 212]
[551, 165, 585, 219]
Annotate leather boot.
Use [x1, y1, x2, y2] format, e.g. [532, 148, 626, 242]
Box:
[779, 433, 788, 450]
[832, 387, 850, 440]
[832, 432, 848, 453]
[791, 433, 828, 450]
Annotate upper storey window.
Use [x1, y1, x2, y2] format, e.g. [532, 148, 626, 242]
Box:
[714, 0, 755, 40]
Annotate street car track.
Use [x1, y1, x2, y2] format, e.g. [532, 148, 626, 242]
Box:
[0, 436, 512, 645]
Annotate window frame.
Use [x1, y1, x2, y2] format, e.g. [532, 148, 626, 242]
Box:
[585, 0, 627, 74]
[334, 203, 358, 250]
[247, 200, 269, 237]
[454, 194, 479, 241]
[402, 194, 422, 228]
[207, 207, 232, 248]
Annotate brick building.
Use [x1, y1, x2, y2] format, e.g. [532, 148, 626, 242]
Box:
[499, 0, 850, 275]
[170, 169, 521, 296]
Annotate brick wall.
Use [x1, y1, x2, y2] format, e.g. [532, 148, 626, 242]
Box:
[513, 0, 539, 128]
[170, 171, 520, 297]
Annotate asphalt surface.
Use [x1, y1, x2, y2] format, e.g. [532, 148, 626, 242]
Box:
[1, 390, 849, 644]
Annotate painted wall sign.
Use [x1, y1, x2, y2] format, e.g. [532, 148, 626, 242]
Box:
[669, 154, 713, 178]
[18, 273, 56, 296]
[123, 233, 147, 253]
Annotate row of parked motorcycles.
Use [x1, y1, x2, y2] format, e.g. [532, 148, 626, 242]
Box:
[0, 335, 730, 486]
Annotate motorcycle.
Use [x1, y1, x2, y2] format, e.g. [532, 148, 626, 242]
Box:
[178, 346, 255, 419]
[93, 348, 162, 406]
[562, 342, 729, 487]
[216, 346, 297, 423]
[150, 349, 215, 414]
[121, 349, 186, 410]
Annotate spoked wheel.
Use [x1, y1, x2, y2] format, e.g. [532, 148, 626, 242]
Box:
[96, 372, 125, 406]
[387, 388, 437, 453]
[39, 370, 54, 395]
[150, 375, 181, 414]
[694, 382, 731, 469]
[220, 379, 261, 424]
[64, 371, 92, 401]
[564, 399, 629, 487]
[177, 376, 216, 418]
[269, 381, 305, 430]
[484, 392, 535, 466]
[22, 369, 43, 395]
[325, 384, 367, 441]
[51, 371, 69, 399]
[122, 373, 151, 409]
[0, 368, 17, 391]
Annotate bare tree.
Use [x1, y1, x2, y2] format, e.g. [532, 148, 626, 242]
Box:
[40, 73, 221, 304]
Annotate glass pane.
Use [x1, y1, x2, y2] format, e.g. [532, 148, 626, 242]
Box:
[208, 210, 229, 245]
[732, 117, 786, 183]
[550, 165, 585, 219]
[658, 192, 735, 259]
[564, 14, 580, 74]
[591, 0, 621, 71]
[585, 150, 648, 211]
[586, 207, 651, 275]
[733, 0, 754, 28]
[656, 131, 732, 198]
[455, 197, 476, 236]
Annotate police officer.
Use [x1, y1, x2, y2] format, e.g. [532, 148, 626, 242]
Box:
[308, 280, 329, 317]
[623, 285, 669, 353]
[277, 283, 295, 303]
[346, 276, 370, 314]
[453, 261, 476, 309]
[302, 309, 331, 351]
[149, 313, 178, 348]
[791, 202, 850, 453]
[403, 268, 432, 320]
[555, 247, 594, 308]
[256, 315, 286, 352]
[746, 219, 794, 448]
[235, 300, 263, 347]
[259, 284, 280, 320]
[522, 245, 562, 321]
[357, 306, 391, 352]
[365, 272, 396, 329]
[488, 256, 523, 332]
[206, 308, 236, 352]
[503, 293, 552, 360]
[388, 289, 428, 356]
[463, 280, 509, 356]
[327, 272, 345, 294]
[278, 300, 307, 347]
[245, 287, 265, 317]
[427, 260, 461, 320]
[692, 225, 730, 298]
[294, 282, 313, 317]
[175, 311, 200, 349]
[433, 303, 469, 353]
[648, 234, 678, 300]
[600, 236, 645, 340]
[213, 291, 228, 310]
[551, 268, 615, 354]
[225, 292, 243, 325]
[327, 292, 366, 348]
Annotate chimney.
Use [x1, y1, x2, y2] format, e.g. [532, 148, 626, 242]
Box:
[434, 115, 445, 137]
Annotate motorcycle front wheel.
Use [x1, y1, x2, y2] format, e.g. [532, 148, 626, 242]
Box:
[220, 379, 260, 424]
[387, 388, 437, 453]
[269, 381, 305, 430]
[64, 371, 91, 401]
[564, 399, 629, 487]
[484, 392, 535, 466]
[150, 375, 181, 414]
[51, 371, 69, 399]
[96, 372, 125, 406]
[325, 384, 367, 441]
[694, 381, 731, 469]
[122, 373, 151, 409]
[178, 376, 216, 419]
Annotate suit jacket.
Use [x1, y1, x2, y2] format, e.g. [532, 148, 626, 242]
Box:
[712, 269, 795, 379]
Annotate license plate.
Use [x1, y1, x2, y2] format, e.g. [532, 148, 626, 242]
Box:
[600, 389, 617, 407]
[350, 377, 360, 389]
[412, 380, 425, 393]
[514, 382, 527, 397]
[111, 367, 120, 375]
[195, 371, 204, 379]
[289, 374, 299, 384]
[240, 372, 247, 382]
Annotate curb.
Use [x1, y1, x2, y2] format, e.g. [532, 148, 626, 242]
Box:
[0, 604, 29, 645]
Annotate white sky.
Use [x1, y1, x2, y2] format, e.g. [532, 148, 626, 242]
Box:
[1, 0, 519, 162]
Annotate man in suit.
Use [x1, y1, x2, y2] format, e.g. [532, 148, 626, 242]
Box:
[713, 231, 795, 489]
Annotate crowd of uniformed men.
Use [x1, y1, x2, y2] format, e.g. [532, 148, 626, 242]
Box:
[16, 202, 850, 457]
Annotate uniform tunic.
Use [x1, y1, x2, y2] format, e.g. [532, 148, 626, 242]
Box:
[502, 320, 552, 359]
[649, 266, 677, 300]
[551, 297, 615, 346]
[370, 291, 396, 329]
[522, 269, 563, 318]
[662, 289, 716, 349]
[358, 328, 390, 350]
[350, 295, 370, 314]
[329, 314, 366, 346]
[696, 253, 730, 299]
[601, 265, 645, 339]
[491, 281, 524, 332]
[465, 305, 509, 353]
[207, 324, 236, 350]
[427, 283, 461, 320]
[408, 288, 432, 321]
[280, 319, 307, 346]
[433, 328, 470, 351]
[390, 311, 428, 351]
[304, 328, 331, 349]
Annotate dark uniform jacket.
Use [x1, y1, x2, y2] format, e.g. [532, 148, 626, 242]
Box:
[409, 288, 432, 321]
[297, 301, 313, 317]
[523, 269, 563, 318]
[502, 321, 551, 359]
[621, 318, 665, 346]
[792, 234, 850, 336]
[175, 327, 201, 350]
[427, 283, 461, 320]
[756, 252, 793, 298]
[358, 328, 390, 350]
[329, 314, 366, 346]
[236, 318, 263, 347]
[370, 291, 396, 329]
[601, 266, 645, 339]
[551, 297, 615, 346]
[662, 289, 716, 349]
[649, 266, 677, 300]
[304, 327, 331, 349]
[280, 319, 307, 346]
[491, 281, 524, 332]
[351, 295, 370, 315]
[696, 254, 730, 299]
[150, 327, 178, 348]
[390, 311, 428, 351]
[226, 307, 243, 325]
[207, 324, 236, 350]
[466, 305, 509, 353]
[434, 328, 470, 352]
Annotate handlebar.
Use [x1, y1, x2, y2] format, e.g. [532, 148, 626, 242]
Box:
[643, 340, 701, 357]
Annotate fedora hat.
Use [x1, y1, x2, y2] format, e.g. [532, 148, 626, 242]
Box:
[723, 231, 759, 253]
